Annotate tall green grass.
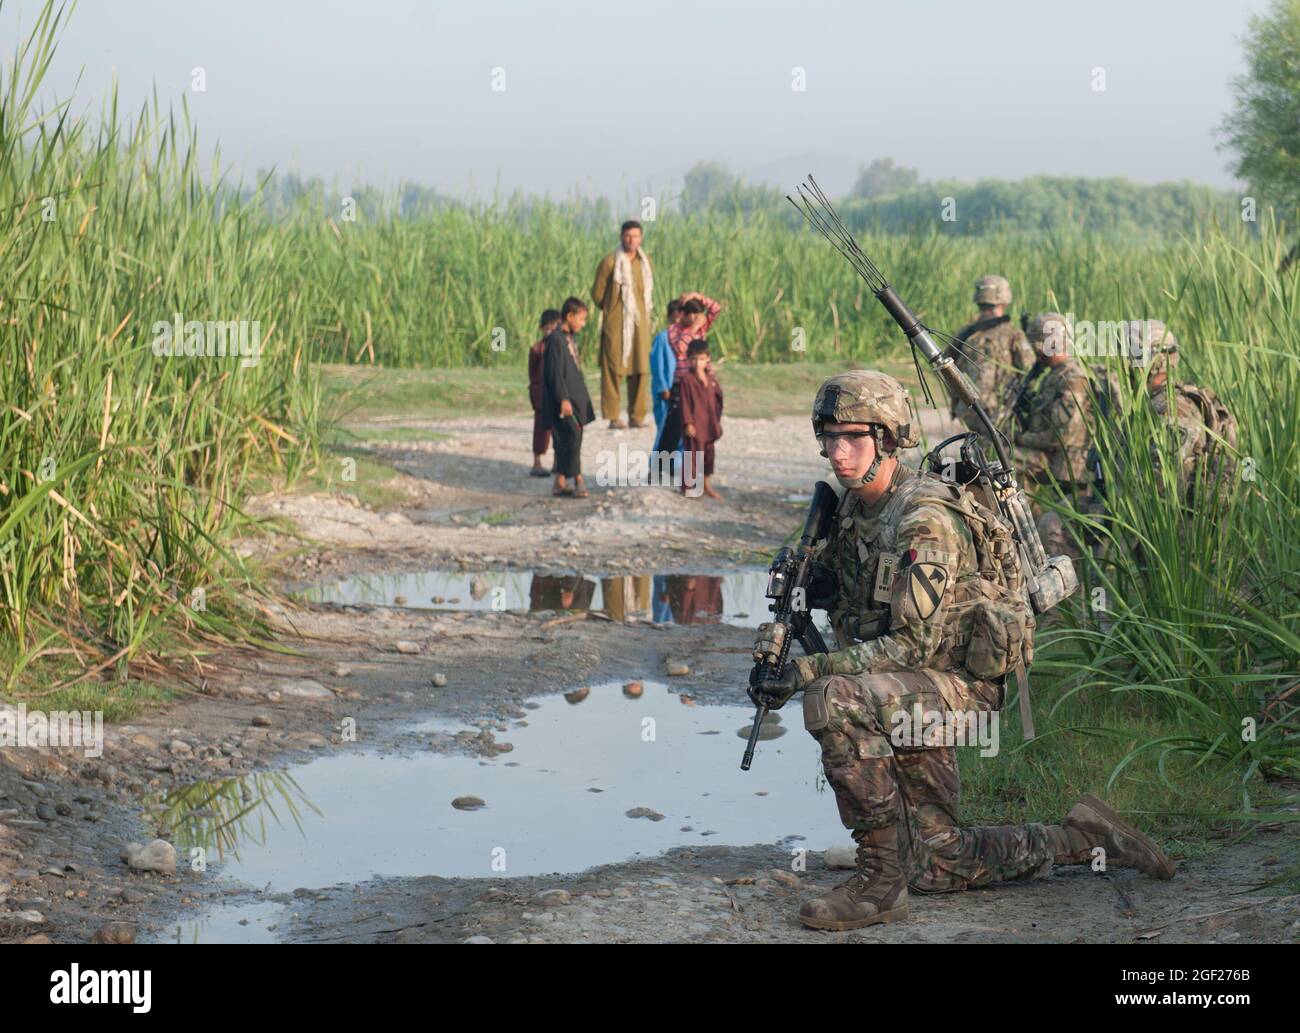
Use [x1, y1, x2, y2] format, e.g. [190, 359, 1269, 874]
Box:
[1, 0, 1295, 809]
[1, 1, 319, 685]
[1033, 240, 1300, 790]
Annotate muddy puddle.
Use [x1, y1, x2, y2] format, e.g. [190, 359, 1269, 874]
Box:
[301, 570, 771, 626]
[147, 681, 845, 942]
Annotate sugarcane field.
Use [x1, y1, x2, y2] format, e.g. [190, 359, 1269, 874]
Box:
[0, 0, 1297, 1005]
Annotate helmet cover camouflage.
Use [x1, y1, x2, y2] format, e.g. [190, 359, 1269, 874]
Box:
[1025, 311, 1073, 358]
[1126, 319, 1179, 376]
[973, 274, 1012, 306]
[812, 370, 918, 450]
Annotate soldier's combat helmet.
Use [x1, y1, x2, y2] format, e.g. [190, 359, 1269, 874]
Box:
[1025, 311, 1073, 357]
[812, 370, 917, 488]
[973, 274, 1012, 307]
[1125, 319, 1179, 378]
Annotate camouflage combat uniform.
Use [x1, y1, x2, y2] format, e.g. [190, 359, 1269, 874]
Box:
[1132, 321, 1239, 505]
[944, 276, 1034, 438]
[792, 462, 1057, 893]
[1148, 382, 1239, 504]
[1013, 357, 1095, 491]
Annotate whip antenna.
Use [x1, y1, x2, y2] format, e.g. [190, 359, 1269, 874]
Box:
[786, 173, 1078, 625]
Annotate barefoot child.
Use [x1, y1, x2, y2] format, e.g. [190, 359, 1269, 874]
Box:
[678, 338, 723, 500]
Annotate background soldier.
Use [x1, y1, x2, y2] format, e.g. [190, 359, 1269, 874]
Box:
[751, 371, 1174, 932]
[943, 274, 1035, 438]
[1132, 320, 1240, 504]
[1013, 313, 1096, 556]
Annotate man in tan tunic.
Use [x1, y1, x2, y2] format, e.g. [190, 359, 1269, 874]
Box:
[591, 221, 654, 428]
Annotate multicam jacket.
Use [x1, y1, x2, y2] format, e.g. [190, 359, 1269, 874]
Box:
[1148, 381, 1238, 500]
[945, 317, 1035, 434]
[1015, 358, 1094, 485]
[801, 466, 982, 682]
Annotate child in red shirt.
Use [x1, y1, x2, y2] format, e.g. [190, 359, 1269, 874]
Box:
[678, 338, 723, 500]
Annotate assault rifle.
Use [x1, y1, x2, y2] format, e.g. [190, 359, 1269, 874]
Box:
[740, 480, 837, 771]
[787, 176, 1079, 738]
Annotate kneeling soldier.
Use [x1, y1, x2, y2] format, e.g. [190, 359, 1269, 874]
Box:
[751, 370, 1175, 932]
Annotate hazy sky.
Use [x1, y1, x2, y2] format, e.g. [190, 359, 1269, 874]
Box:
[5, 0, 1262, 201]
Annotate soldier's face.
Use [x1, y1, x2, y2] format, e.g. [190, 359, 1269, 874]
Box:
[820, 421, 877, 480]
[621, 228, 642, 252]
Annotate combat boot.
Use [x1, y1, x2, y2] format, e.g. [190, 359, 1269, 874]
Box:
[1049, 793, 1176, 879]
[799, 824, 910, 931]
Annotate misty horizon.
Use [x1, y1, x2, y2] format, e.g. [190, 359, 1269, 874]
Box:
[2, 0, 1261, 204]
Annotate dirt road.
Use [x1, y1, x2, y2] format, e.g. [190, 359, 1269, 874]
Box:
[2, 412, 1296, 944]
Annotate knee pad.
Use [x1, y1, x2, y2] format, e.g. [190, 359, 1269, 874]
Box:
[803, 680, 832, 732]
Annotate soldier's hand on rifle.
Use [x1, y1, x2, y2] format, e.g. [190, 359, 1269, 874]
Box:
[748, 665, 803, 710]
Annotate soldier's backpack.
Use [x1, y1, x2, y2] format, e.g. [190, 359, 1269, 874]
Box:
[877, 472, 1035, 686]
[1180, 384, 1237, 452]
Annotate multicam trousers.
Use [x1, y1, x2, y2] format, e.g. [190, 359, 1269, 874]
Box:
[803, 670, 1055, 893]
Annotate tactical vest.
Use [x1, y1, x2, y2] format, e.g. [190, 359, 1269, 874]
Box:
[827, 471, 1034, 682]
[1177, 383, 1238, 459]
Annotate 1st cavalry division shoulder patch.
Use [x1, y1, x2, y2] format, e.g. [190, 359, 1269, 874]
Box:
[907, 562, 948, 619]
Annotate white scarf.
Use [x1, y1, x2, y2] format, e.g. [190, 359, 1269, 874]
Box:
[610, 247, 653, 366]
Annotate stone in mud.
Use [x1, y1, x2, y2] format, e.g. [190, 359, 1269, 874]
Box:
[394, 641, 421, 654]
[432, 673, 448, 688]
[665, 661, 690, 677]
[120, 839, 177, 875]
[824, 845, 856, 870]
[91, 922, 137, 945]
[463, 935, 494, 944]
[169, 739, 192, 756]
[626, 807, 665, 821]
[21, 933, 52, 944]
[394, 595, 407, 605]
[35, 803, 57, 822]
[332, 664, 353, 678]
[0, 911, 44, 926]
[277, 678, 334, 700]
[533, 889, 571, 907]
[469, 575, 491, 600]
[734, 721, 786, 741]
[252, 715, 273, 728]
[452, 796, 486, 811]
[622, 680, 644, 698]
[563, 688, 590, 705]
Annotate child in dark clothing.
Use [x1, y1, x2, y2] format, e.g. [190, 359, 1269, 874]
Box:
[527, 308, 563, 476]
[678, 338, 723, 500]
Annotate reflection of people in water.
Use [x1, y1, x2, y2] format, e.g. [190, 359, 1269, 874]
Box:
[529, 574, 596, 611]
[652, 575, 673, 624]
[599, 575, 651, 621]
[659, 575, 724, 625]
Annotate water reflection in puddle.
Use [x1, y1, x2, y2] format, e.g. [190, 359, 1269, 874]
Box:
[151, 682, 846, 941]
[302, 571, 770, 626]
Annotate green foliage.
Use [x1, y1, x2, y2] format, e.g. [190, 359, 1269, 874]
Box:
[1, 0, 319, 674]
[848, 157, 920, 199]
[839, 176, 1243, 237]
[1220, 0, 1300, 215]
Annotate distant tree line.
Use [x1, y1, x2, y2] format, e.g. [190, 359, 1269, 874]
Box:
[236, 162, 1257, 240]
